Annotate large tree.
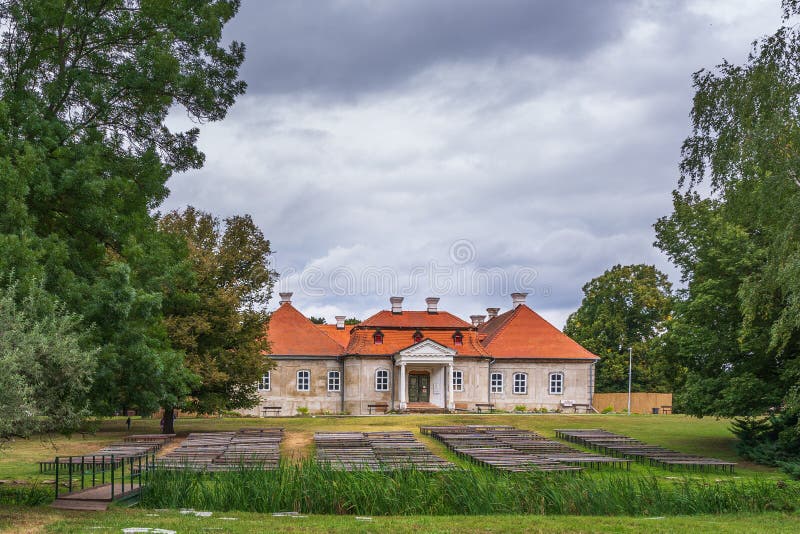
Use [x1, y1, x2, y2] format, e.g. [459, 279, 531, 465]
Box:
[159, 207, 275, 433]
[654, 0, 800, 473]
[564, 264, 676, 393]
[0, 1, 245, 417]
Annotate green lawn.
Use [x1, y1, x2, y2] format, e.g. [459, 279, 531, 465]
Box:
[0, 413, 778, 483]
[2, 506, 800, 533]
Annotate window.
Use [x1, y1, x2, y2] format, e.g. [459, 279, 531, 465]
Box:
[490, 372, 503, 393]
[328, 370, 341, 392]
[453, 329, 463, 346]
[549, 372, 564, 395]
[297, 370, 310, 391]
[452, 370, 463, 392]
[375, 369, 389, 391]
[413, 329, 423, 343]
[257, 372, 270, 391]
[373, 329, 384, 345]
[513, 373, 527, 394]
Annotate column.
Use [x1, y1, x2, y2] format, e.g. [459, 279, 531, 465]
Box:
[446, 363, 455, 411]
[398, 362, 407, 410]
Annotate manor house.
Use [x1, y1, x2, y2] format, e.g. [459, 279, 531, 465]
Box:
[244, 292, 598, 416]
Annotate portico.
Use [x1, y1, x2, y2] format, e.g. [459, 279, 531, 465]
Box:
[395, 339, 455, 411]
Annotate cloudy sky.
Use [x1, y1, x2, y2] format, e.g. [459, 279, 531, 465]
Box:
[164, 0, 783, 328]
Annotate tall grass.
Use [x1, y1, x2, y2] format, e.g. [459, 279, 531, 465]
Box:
[141, 461, 800, 516]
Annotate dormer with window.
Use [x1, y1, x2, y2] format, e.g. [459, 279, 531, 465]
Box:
[412, 329, 423, 344]
[452, 329, 463, 347]
[373, 329, 384, 345]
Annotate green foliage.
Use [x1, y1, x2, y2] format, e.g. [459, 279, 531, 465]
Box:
[140, 462, 800, 516]
[654, 4, 800, 419]
[296, 406, 309, 416]
[0, 1, 246, 418]
[564, 264, 676, 392]
[0, 484, 51, 506]
[159, 206, 276, 416]
[309, 316, 327, 325]
[0, 279, 97, 440]
[344, 317, 361, 325]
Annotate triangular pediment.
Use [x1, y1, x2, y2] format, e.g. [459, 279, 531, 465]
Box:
[398, 338, 456, 357]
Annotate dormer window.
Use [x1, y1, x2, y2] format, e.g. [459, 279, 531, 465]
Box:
[373, 329, 384, 345]
[413, 329, 423, 343]
[453, 330, 463, 346]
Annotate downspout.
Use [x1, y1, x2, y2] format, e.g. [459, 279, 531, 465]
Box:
[340, 355, 345, 414]
[589, 361, 599, 413]
[488, 358, 495, 404]
[391, 355, 396, 412]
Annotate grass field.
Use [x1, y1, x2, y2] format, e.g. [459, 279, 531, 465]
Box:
[0, 414, 794, 532]
[0, 413, 779, 482]
[2, 506, 800, 533]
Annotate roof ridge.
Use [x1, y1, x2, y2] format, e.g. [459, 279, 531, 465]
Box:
[315, 323, 349, 349]
[481, 306, 519, 347]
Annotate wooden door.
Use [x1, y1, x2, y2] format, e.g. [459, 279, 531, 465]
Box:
[409, 373, 430, 402]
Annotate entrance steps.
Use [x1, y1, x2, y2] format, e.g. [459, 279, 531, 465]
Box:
[404, 402, 449, 414]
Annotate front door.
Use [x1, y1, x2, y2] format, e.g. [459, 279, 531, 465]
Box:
[408, 373, 430, 402]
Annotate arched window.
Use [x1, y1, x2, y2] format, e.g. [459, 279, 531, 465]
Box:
[413, 329, 423, 343]
[490, 372, 503, 393]
[328, 370, 341, 392]
[373, 329, 384, 345]
[549, 372, 564, 395]
[257, 372, 270, 391]
[452, 329, 463, 346]
[297, 370, 310, 391]
[375, 369, 389, 391]
[512, 372, 527, 395]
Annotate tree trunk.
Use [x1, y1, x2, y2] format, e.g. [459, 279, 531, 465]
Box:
[162, 406, 175, 434]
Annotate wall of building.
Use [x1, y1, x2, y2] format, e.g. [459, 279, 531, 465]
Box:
[241, 357, 344, 417]
[488, 360, 594, 411]
[343, 356, 394, 415]
[451, 358, 491, 409]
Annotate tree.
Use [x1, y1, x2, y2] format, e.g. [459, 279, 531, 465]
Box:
[159, 207, 276, 433]
[0, 279, 97, 442]
[344, 317, 361, 325]
[564, 264, 675, 393]
[308, 316, 326, 325]
[0, 1, 245, 417]
[654, 0, 800, 474]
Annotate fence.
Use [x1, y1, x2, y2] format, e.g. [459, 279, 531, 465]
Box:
[54, 451, 157, 501]
[592, 393, 673, 414]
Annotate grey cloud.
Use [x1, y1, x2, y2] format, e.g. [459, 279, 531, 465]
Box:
[230, 0, 634, 97]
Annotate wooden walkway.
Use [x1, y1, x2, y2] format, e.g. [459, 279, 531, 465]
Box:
[554, 429, 736, 472]
[157, 428, 283, 471]
[315, 431, 454, 471]
[51, 482, 141, 511]
[421, 425, 629, 472]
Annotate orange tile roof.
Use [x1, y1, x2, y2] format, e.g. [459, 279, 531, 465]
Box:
[266, 303, 345, 356]
[479, 305, 599, 360]
[346, 327, 489, 356]
[315, 324, 352, 348]
[360, 310, 472, 329]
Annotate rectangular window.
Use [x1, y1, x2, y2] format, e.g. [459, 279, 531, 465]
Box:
[297, 370, 310, 391]
[513, 373, 527, 395]
[490, 372, 503, 393]
[257, 372, 270, 391]
[328, 370, 341, 392]
[452, 370, 463, 392]
[549, 372, 564, 395]
[376, 369, 389, 391]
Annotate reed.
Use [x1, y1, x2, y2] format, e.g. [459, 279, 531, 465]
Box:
[140, 461, 800, 516]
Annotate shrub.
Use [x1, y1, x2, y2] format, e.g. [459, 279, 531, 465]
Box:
[514, 405, 527, 413]
[296, 406, 309, 416]
[601, 406, 614, 414]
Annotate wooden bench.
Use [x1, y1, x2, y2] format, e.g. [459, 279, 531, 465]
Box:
[367, 403, 389, 415]
[261, 406, 281, 417]
[661, 405, 673, 415]
[475, 403, 495, 413]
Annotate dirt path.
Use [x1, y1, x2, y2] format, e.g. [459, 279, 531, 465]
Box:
[280, 431, 313, 462]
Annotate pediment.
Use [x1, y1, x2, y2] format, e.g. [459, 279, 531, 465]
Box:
[398, 338, 456, 358]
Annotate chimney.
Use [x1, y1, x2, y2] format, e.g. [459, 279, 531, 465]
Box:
[390, 296, 404, 314]
[279, 292, 293, 305]
[425, 297, 440, 314]
[470, 314, 486, 327]
[511, 292, 528, 308]
[486, 307, 500, 319]
[335, 315, 346, 329]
